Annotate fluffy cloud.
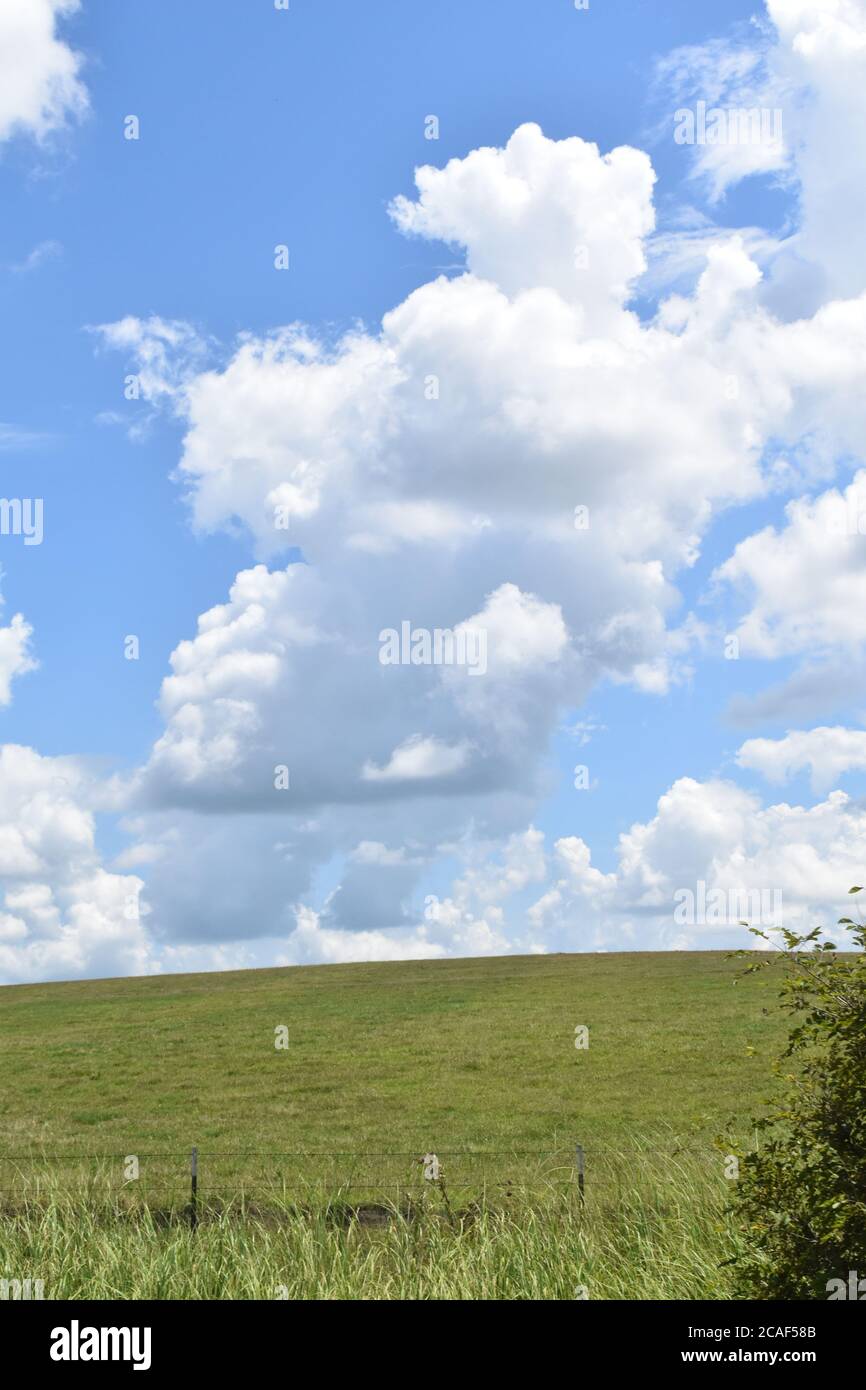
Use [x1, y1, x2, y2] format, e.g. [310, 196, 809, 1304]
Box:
[766, 0, 866, 300]
[0, 746, 155, 983]
[106, 141, 838, 576]
[78, 109, 866, 972]
[726, 655, 866, 726]
[0, 609, 36, 705]
[135, 562, 570, 815]
[0, 0, 87, 147]
[6, 4, 866, 980]
[420, 827, 547, 957]
[737, 726, 866, 791]
[282, 905, 447, 966]
[714, 471, 866, 658]
[362, 736, 472, 783]
[659, 0, 866, 304]
[104, 197, 866, 590]
[658, 35, 790, 202]
[285, 774, 866, 958]
[528, 777, 866, 948]
[389, 122, 657, 329]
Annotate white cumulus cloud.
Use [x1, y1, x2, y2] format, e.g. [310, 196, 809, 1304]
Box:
[0, 0, 87, 148]
[0, 610, 36, 705]
[737, 726, 866, 791]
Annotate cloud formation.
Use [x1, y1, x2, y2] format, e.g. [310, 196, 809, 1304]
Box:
[0, 746, 153, 984]
[737, 726, 866, 792]
[5, 2, 866, 980]
[0, 0, 87, 148]
[0, 609, 36, 706]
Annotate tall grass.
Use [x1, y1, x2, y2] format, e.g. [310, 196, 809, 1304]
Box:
[0, 1143, 737, 1300]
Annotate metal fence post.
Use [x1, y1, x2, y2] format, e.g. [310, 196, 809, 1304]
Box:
[575, 1143, 585, 1202]
[190, 1146, 198, 1230]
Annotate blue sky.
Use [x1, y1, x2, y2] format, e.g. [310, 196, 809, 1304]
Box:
[2, 0, 866, 982]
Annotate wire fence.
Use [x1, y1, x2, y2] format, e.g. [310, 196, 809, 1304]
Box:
[0, 1146, 589, 1217]
[0, 1137, 745, 1224]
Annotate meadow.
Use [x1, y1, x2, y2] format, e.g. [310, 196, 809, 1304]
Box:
[0, 951, 785, 1299]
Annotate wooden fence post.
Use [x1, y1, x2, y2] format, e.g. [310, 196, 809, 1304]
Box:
[190, 1146, 198, 1231]
[575, 1143, 585, 1202]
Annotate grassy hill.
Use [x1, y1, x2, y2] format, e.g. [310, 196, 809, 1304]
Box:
[0, 951, 789, 1298]
[0, 950, 782, 1158]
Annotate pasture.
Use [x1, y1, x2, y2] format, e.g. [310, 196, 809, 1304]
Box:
[0, 951, 784, 1298]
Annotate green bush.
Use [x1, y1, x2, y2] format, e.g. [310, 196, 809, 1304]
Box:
[728, 895, 866, 1299]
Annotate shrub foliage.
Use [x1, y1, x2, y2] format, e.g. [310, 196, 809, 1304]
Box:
[728, 892, 866, 1299]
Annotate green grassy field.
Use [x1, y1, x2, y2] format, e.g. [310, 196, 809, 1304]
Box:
[0, 952, 782, 1180]
[0, 951, 786, 1297]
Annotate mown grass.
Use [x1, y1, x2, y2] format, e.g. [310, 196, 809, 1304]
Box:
[0, 951, 783, 1157]
[0, 1145, 736, 1300]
